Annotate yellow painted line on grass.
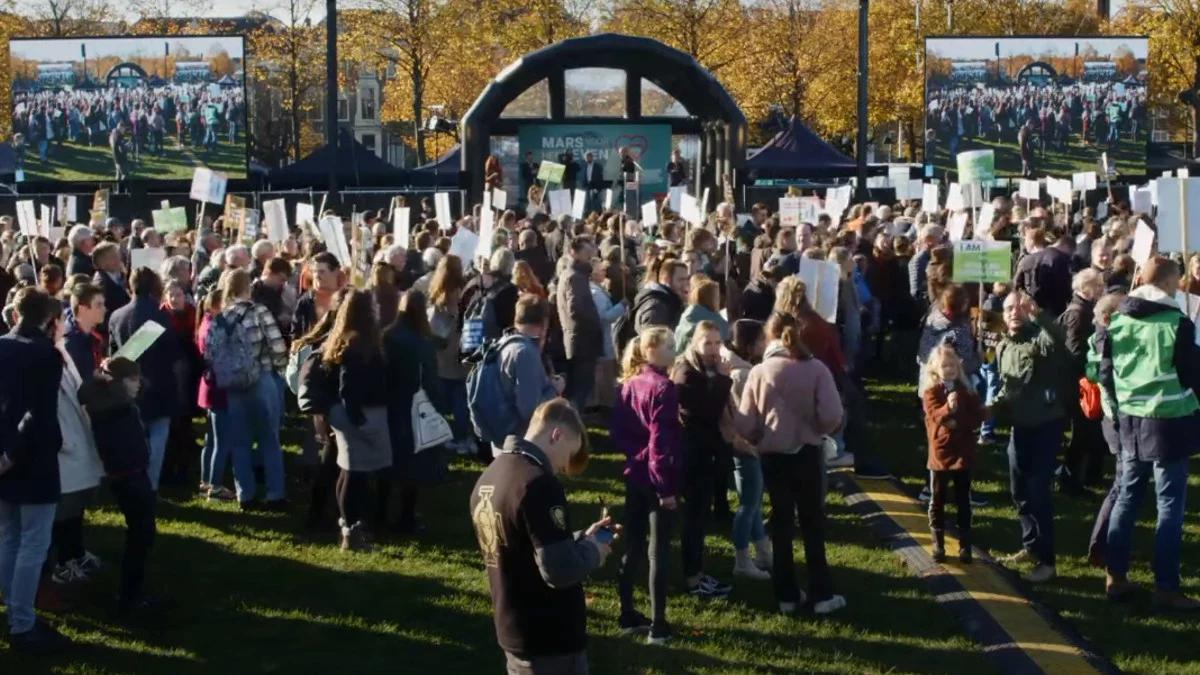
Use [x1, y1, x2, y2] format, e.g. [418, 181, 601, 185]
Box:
[853, 477, 1101, 675]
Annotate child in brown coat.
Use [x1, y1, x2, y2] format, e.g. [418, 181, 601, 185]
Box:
[922, 345, 986, 563]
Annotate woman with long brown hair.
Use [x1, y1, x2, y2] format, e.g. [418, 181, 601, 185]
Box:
[322, 289, 392, 551]
[511, 259, 546, 299]
[427, 257, 471, 454]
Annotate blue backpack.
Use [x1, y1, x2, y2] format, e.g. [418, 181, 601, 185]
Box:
[460, 280, 511, 357]
[204, 307, 261, 392]
[465, 334, 527, 446]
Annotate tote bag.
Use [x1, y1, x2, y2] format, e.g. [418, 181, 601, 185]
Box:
[412, 368, 453, 452]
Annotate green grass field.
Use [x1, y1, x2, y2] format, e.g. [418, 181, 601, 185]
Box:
[929, 132, 1147, 179]
[20, 140, 245, 183]
[0, 370, 1197, 673]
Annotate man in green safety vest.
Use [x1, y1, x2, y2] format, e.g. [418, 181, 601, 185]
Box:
[1098, 256, 1200, 611]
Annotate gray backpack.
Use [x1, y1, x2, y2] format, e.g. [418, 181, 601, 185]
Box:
[204, 306, 261, 392]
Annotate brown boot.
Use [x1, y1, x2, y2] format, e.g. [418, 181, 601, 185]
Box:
[1153, 590, 1200, 612]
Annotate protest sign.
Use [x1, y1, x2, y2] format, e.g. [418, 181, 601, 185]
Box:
[945, 183, 965, 212]
[130, 246, 166, 274]
[799, 197, 822, 225]
[1131, 220, 1155, 265]
[1072, 172, 1098, 192]
[434, 192, 452, 230]
[952, 240, 1011, 283]
[956, 150, 994, 185]
[797, 257, 840, 324]
[113, 321, 166, 362]
[947, 212, 969, 242]
[477, 193, 495, 261]
[1096, 201, 1108, 220]
[888, 166, 910, 192]
[604, 189, 614, 211]
[38, 204, 53, 237]
[536, 161, 566, 184]
[901, 179, 923, 201]
[571, 189, 587, 220]
[16, 200, 37, 236]
[263, 199, 289, 242]
[152, 206, 188, 233]
[921, 183, 940, 214]
[778, 197, 801, 228]
[680, 194, 702, 226]
[93, 189, 109, 218]
[668, 186, 685, 213]
[56, 194, 77, 224]
[449, 226, 480, 267]
[318, 216, 351, 266]
[492, 188, 507, 211]
[641, 200, 658, 227]
[189, 167, 228, 204]
[1130, 186, 1152, 215]
[1154, 177, 1200, 254]
[548, 189, 572, 217]
[241, 208, 261, 242]
[393, 207, 410, 246]
[295, 202, 315, 230]
[1018, 179, 1040, 201]
[700, 188, 711, 222]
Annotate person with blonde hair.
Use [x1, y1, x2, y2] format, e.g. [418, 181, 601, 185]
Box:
[922, 345, 985, 563]
[673, 275, 729, 354]
[612, 326, 680, 644]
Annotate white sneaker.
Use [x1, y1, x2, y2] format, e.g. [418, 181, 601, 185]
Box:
[752, 537, 773, 571]
[1023, 564, 1057, 583]
[75, 550, 103, 572]
[733, 549, 771, 580]
[826, 452, 855, 469]
[814, 595, 847, 615]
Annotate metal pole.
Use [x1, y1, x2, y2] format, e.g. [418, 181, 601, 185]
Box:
[855, 0, 870, 202]
[325, 0, 339, 205]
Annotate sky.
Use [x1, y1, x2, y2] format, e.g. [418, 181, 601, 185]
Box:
[11, 36, 244, 63]
[927, 36, 1147, 62]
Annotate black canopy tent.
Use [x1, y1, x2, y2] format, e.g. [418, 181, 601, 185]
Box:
[407, 144, 461, 189]
[459, 33, 746, 205]
[743, 116, 861, 179]
[268, 130, 407, 189]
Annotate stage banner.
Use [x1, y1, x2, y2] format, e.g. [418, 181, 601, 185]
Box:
[518, 123, 673, 197]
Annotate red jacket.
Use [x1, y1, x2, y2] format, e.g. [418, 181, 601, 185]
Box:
[922, 381, 985, 471]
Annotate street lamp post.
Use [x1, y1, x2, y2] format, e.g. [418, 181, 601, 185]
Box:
[325, 0, 339, 205]
[855, 0, 869, 201]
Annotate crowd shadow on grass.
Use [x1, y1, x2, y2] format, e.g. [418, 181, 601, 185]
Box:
[2, 523, 497, 674]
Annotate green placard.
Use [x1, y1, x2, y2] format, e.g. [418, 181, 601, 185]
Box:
[537, 160, 566, 184]
[152, 206, 188, 233]
[956, 149, 995, 186]
[952, 240, 1011, 283]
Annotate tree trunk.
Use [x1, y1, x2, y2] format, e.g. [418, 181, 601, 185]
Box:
[412, 60, 425, 165]
[1193, 55, 1200, 159]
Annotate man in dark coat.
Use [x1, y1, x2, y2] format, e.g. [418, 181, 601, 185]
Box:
[633, 259, 689, 335]
[0, 288, 69, 653]
[91, 241, 130, 328]
[556, 237, 603, 412]
[1014, 227, 1073, 319]
[66, 225, 97, 277]
[108, 267, 181, 492]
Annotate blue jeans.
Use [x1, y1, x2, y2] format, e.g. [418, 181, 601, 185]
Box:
[201, 410, 229, 487]
[980, 363, 1000, 436]
[1106, 452, 1189, 591]
[217, 374, 286, 503]
[0, 500, 57, 633]
[440, 377, 469, 441]
[731, 454, 766, 550]
[1007, 418, 1064, 566]
[145, 416, 171, 491]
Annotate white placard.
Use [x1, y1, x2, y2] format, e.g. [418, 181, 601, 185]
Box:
[491, 188, 507, 212]
[641, 200, 658, 227]
[604, 189, 614, 211]
[977, 204, 996, 235]
[680, 194, 701, 226]
[1019, 179, 1040, 201]
[1131, 219, 1155, 265]
[548, 189, 572, 217]
[477, 192, 495, 262]
[888, 166, 910, 192]
[16, 200, 37, 236]
[130, 246, 166, 273]
[947, 212, 969, 242]
[571, 189, 587, 220]
[189, 167, 227, 205]
[295, 202, 315, 231]
[699, 187, 711, 222]
[668, 186, 685, 213]
[899, 179, 921, 201]
[921, 183, 940, 214]
[1073, 172, 1098, 192]
[1180, 169, 1191, 179]
[56, 194, 77, 224]
[393, 207, 410, 246]
[799, 197, 822, 225]
[263, 199, 288, 242]
[962, 182, 983, 209]
[945, 183, 964, 212]
[1154, 177, 1200, 254]
[449, 226, 480, 268]
[1096, 201, 1108, 220]
[1131, 186, 1152, 215]
[38, 204, 53, 237]
[1049, 177, 1074, 203]
[779, 197, 801, 228]
[434, 192, 452, 230]
[318, 216, 351, 266]
[797, 257, 840, 324]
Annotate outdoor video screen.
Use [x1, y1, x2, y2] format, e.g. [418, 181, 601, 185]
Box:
[9, 35, 247, 182]
[925, 36, 1148, 178]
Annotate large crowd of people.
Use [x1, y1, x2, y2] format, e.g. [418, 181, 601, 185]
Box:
[0, 166, 1197, 671]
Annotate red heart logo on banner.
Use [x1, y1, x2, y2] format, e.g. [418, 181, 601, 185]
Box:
[615, 135, 649, 161]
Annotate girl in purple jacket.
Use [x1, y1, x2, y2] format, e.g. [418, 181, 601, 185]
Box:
[612, 326, 680, 646]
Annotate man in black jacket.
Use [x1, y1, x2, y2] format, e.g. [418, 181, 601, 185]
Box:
[66, 225, 97, 277]
[556, 238, 603, 412]
[0, 288, 69, 653]
[108, 268, 181, 492]
[470, 399, 613, 674]
[1014, 227, 1073, 319]
[632, 260, 689, 336]
[91, 241, 130, 328]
